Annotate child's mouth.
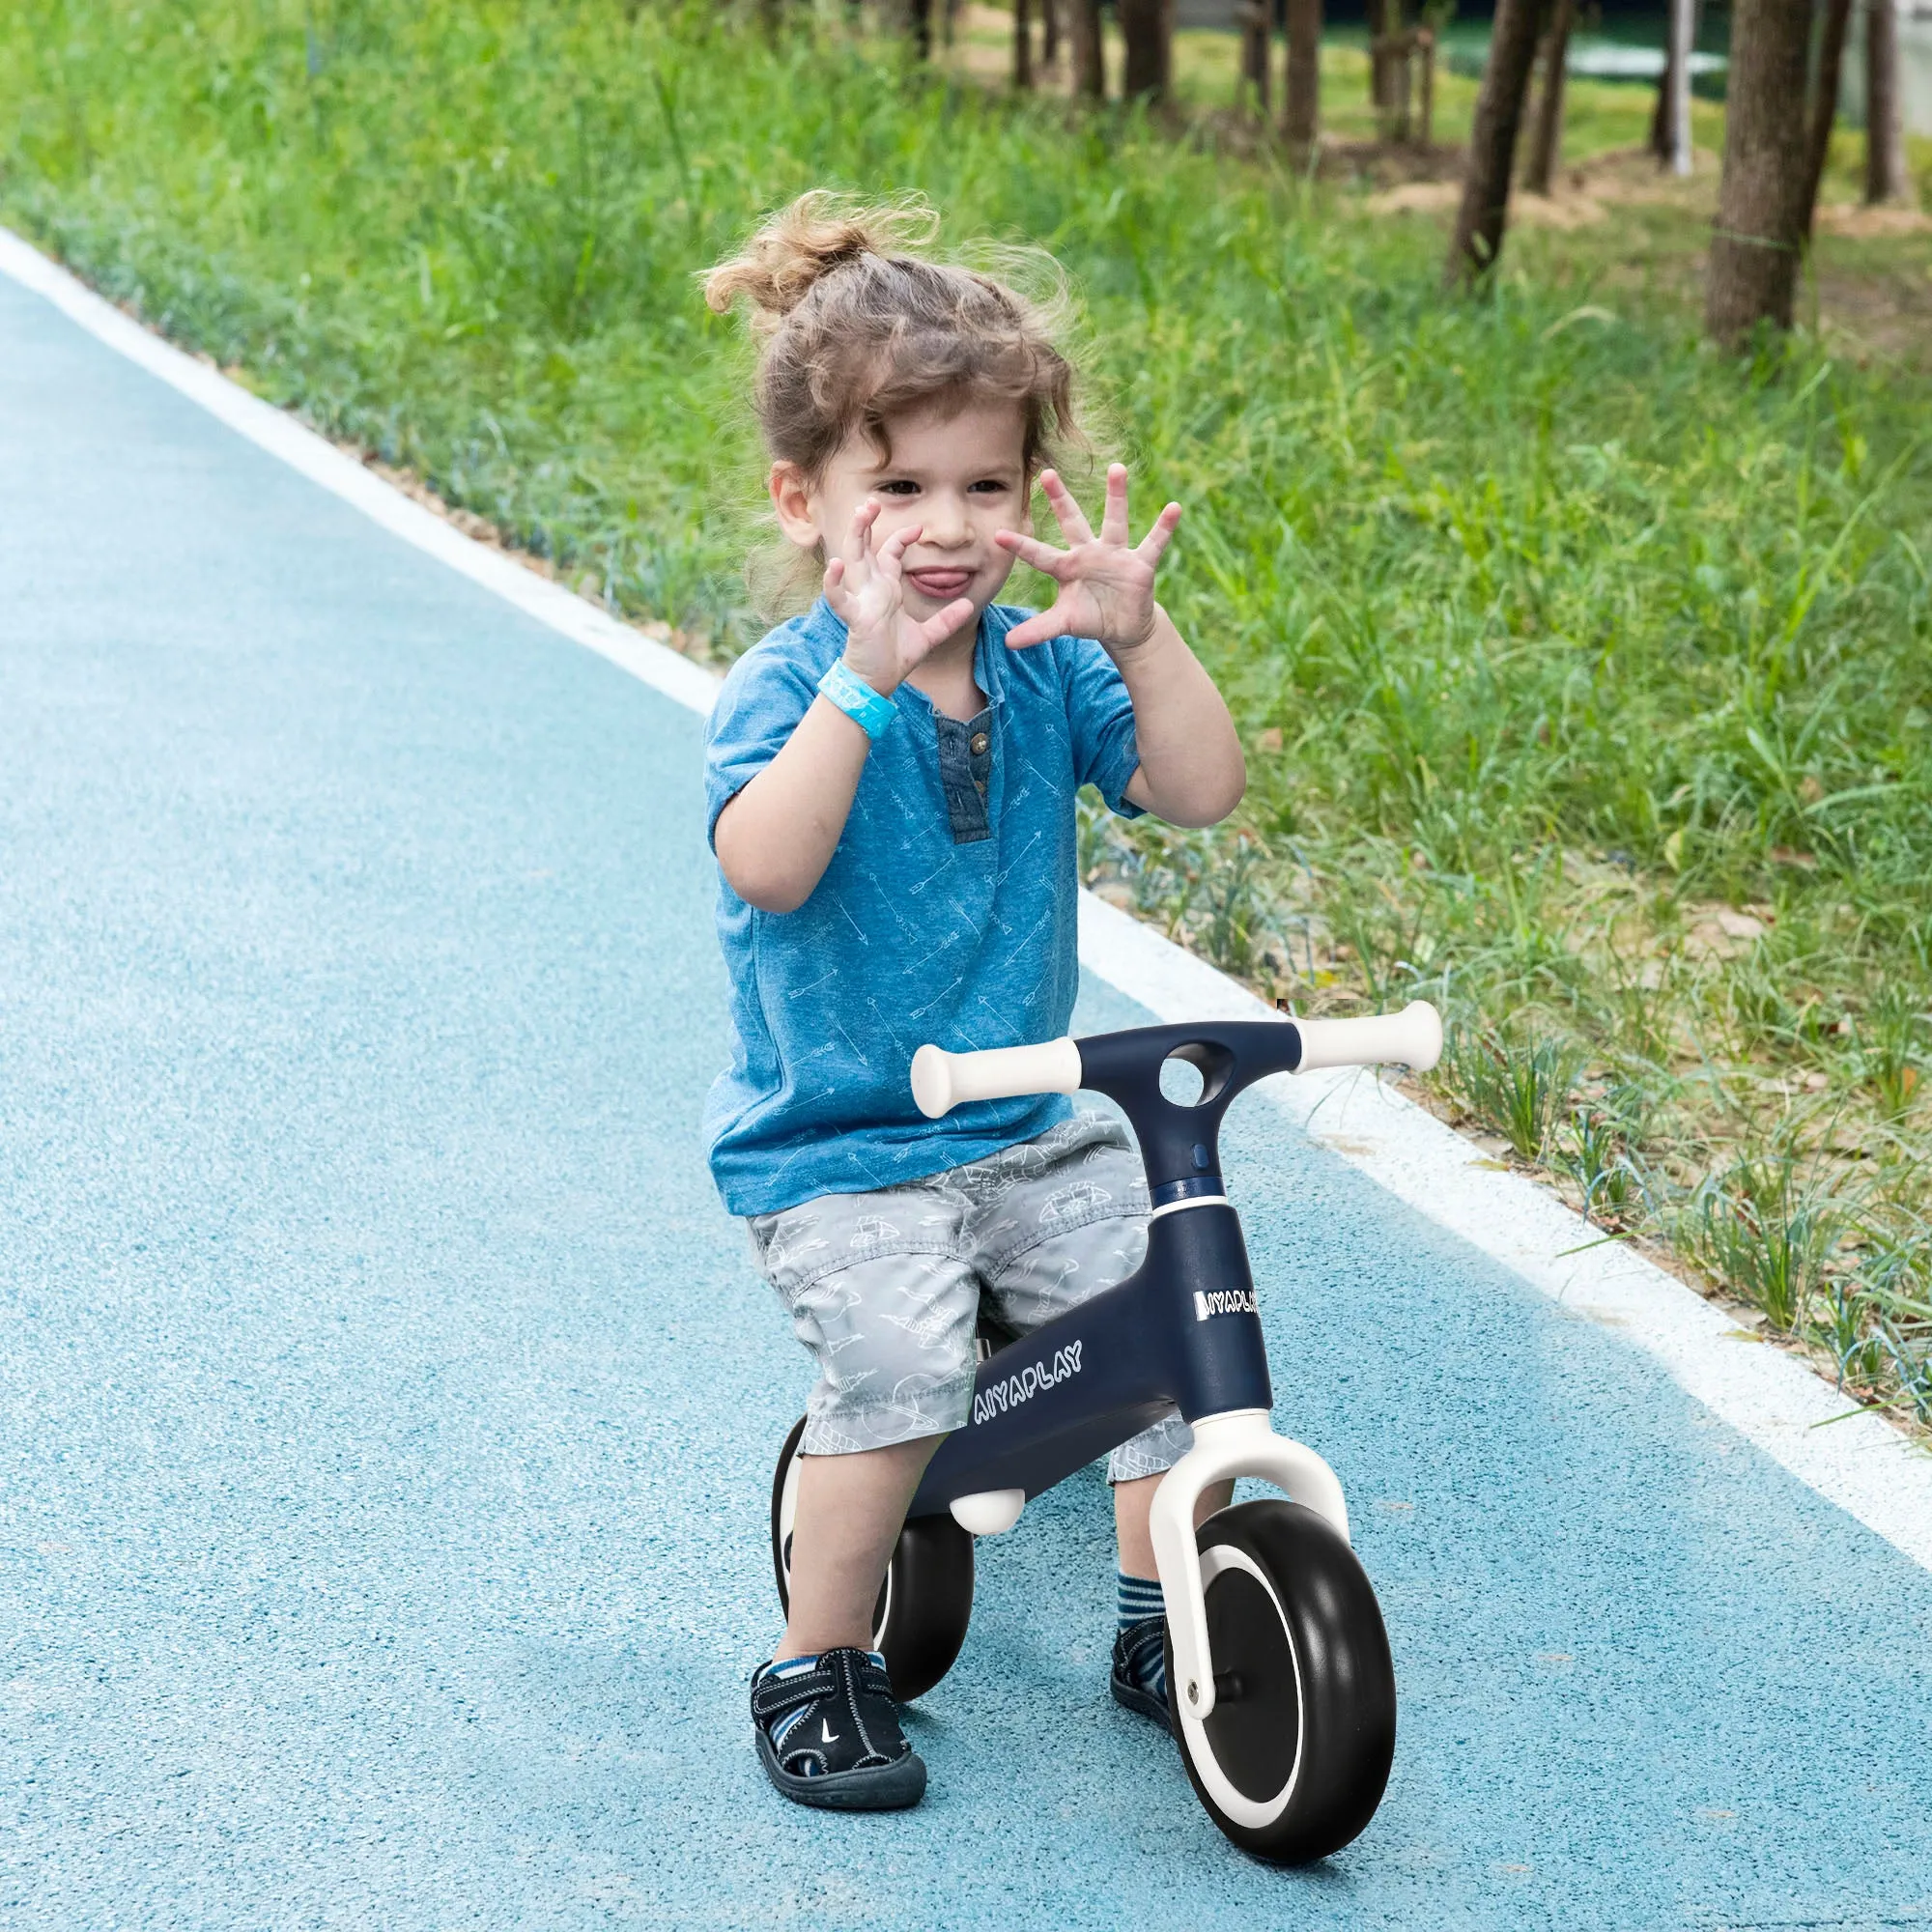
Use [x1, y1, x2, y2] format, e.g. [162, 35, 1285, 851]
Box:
[905, 567, 974, 599]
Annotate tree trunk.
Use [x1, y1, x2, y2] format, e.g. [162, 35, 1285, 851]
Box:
[1649, 0, 1698, 168]
[1372, 4, 1411, 139]
[1041, 0, 1061, 70]
[1704, 0, 1812, 344]
[1241, 0, 1271, 109]
[1366, 0, 1389, 113]
[1014, 0, 1034, 87]
[1865, 0, 1908, 203]
[1444, 0, 1547, 286]
[1649, 17, 1674, 159]
[1417, 23, 1435, 146]
[1523, 0, 1575, 194]
[1070, 0, 1105, 96]
[907, 0, 933, 58]
[1284, 0, 1321, 152]
[1120, 0, 1171, 101]
[1668, 0, 1693, 172]
[1803, 0, 1855, 236]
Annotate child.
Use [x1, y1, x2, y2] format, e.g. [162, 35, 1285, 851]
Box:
[701, 193, 1246, 1811]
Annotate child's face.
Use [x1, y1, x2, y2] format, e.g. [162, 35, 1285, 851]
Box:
[772, 399, 1030, 635]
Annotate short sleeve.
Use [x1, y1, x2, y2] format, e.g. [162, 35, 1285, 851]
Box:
[1058, 635, 1145, 819]
[704, 639, 819, 846]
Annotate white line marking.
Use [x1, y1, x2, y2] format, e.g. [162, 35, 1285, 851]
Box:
[9, 222, 1929, 1573]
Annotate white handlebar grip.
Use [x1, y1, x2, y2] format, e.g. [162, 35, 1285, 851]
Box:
[1293, 1001, 1443, 1074]
[910, 1038, 1083, 1120]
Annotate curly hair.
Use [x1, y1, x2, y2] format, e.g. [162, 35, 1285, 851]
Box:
[704, 190, 1083, 482]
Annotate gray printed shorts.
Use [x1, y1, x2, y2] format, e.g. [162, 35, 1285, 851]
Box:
[748, 1113, 1192, 1483]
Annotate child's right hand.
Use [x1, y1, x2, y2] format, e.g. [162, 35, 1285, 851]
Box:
[823, 498, 976, 697]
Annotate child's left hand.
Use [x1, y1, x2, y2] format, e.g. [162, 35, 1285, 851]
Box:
[994, 466, 1182, 654]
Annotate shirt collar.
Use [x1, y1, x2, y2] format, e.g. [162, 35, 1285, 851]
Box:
[969, 606, 1009, 711]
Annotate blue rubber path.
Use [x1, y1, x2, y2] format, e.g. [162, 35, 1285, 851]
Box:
[4, 270, 1931, 1932]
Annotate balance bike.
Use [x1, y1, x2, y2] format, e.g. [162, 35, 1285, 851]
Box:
[770, 1001, 1442, 1863]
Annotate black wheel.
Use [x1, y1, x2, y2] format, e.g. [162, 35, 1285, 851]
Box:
[1164, 1498, 1396, 1864]
[770, 1416, 975, 1703]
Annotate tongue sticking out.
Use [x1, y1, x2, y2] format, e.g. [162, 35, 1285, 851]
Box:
[908, 568, 972, 597]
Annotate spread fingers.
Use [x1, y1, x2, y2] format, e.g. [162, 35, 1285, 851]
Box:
[1098, 463, 1131, 548]
[1135, 501, 1182, 569]
[1037, 469, 1095, 547]
[994, 528, 1066, 574]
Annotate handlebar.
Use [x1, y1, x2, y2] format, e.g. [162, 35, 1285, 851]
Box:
[910, 1037, 1084, 1121]
[1292, 1003, 1444, 1075]
[910, 1002, 1442, 1121]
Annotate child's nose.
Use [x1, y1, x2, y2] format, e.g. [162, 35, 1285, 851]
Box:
[920, 497, 971, 546]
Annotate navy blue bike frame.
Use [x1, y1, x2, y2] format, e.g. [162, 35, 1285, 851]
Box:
[907, 1017, 1312, 1520]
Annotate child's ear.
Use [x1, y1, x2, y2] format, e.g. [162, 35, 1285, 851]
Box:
[769, 463, 820, 550]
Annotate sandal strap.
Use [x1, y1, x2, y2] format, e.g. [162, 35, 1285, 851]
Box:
[1117, 1615, 1166, 1673]
[751, 1667, 835, 1720]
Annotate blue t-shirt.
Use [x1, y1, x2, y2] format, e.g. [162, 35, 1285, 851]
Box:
[702, 598, 1144, 1216]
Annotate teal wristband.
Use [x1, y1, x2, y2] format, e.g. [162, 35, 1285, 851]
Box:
[818, 659, 898, 741]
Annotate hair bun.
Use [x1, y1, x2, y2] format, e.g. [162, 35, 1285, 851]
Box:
[703, 190, 939, 329]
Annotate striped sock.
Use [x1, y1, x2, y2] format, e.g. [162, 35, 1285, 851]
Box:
[1117, 1572, 1166, 1697]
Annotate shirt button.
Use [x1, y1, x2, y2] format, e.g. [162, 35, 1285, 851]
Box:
[969, 732, 990, 756]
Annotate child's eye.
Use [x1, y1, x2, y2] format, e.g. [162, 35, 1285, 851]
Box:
[877, 480, 920, 497]
[968, 479, 1011, 496]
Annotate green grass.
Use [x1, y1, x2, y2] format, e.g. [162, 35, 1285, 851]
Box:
[3, 0, 1929, 1418]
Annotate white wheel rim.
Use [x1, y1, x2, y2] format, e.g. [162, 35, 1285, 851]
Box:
[777, 1436, 892, 1649]
[1177, 1544, 1304, 1830]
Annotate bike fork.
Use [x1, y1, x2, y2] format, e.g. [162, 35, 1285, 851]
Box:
[1147, 1410, 1351, 1723]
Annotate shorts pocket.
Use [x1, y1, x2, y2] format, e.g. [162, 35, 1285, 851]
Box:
[975, 1123, 1149, 1288]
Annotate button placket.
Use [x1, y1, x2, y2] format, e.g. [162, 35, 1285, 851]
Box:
[966, 711, 993, 811]
[934, 708, 993, 844]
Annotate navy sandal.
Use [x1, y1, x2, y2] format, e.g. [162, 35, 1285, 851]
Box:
[1111, 1616, 1173, 1731]
[751, 1647, 927, 1810]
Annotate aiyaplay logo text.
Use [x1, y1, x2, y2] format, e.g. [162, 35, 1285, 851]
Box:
[972, 1340, 1083, 1425]
[1194, 1288, 1259, 1321]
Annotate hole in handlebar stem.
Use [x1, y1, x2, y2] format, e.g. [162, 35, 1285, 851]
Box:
[1159, 1056, 1206, 1106]
[1158, 1041, 1236, 1109]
